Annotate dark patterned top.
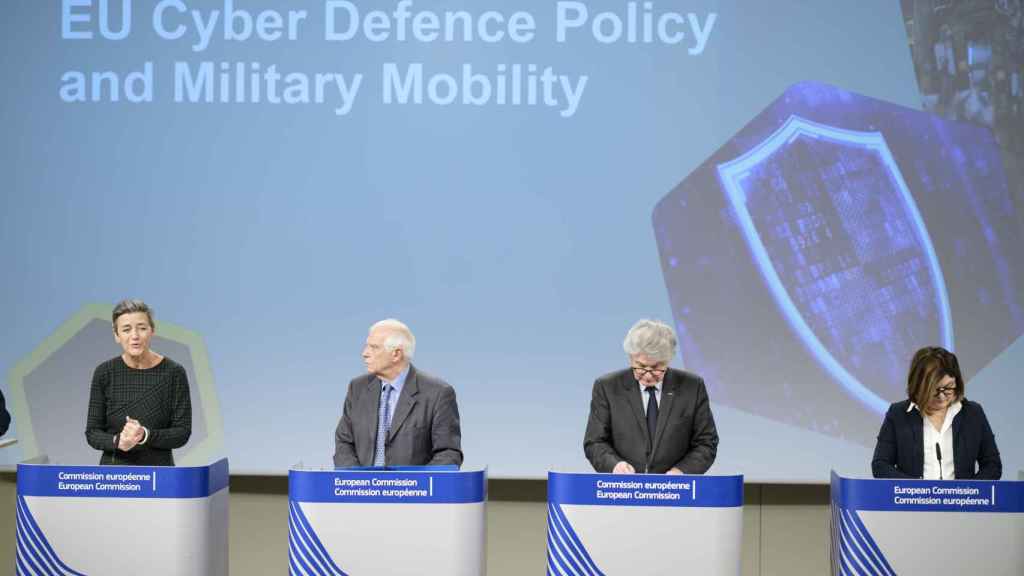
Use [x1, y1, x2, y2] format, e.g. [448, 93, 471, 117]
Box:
[85, 356, 192, 466]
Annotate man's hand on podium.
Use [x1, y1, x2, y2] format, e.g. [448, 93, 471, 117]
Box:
[611, 462, 684, 474]
[613, 461, 636, 474]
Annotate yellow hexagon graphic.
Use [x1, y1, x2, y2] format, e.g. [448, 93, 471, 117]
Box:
[7, 303, 224, 465]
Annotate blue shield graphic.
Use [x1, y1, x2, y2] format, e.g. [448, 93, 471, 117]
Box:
[716, 115, 953, 414]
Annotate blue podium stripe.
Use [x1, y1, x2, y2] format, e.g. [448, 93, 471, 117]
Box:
[289, 469, 485, 503]
[547, 509, 584, 576]
[15, 496, 86, 576]
[547, 505, 580, 576]
[289, 517, 327, 576]
[546, 528, 572, 576]
[834, 507, 896, 576]
[15, 534, 47, 576]
[17, 458, 229, 499]
[287, 509, 319, 576]
[291, 517, 333, 576]
[838, 513, 871, 576]
[15, 549, 35, 576]
[16, 502, 56, 576]
[840, 511, 872, 575]
[839, 510, 876, 575]
[288, 501, 348, 576]
[290, 502, 346, 576]
[547, 472, 743, 507]
[545, 502, 606, 576]
[550, 503, 603, 575]
[287, 521, 319, 576]
[845, 509, 896, 575]
[548, 508, 586, 575]
[288, 531, 321, 576]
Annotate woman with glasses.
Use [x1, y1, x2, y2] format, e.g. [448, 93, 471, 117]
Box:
[871, 346, 1001, 479]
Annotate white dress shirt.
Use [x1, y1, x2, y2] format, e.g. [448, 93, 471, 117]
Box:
[910, 400, 961, 480]
[638, 381, 662, 415]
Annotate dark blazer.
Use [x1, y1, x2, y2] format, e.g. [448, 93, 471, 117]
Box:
[0, 390, 10, 436]
[584, 367, 718, 474]
[871, 399, 1001, 480]
[334, 364, 463, 468]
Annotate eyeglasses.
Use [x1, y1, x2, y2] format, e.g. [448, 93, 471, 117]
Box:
[631, 365, 667, 378]
[933, 385, 956, 398]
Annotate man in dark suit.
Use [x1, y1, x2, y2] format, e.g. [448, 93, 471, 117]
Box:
[584, 319, 718, 474]
[334, 319, 463, 468]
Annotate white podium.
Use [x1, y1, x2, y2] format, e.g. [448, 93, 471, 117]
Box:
[288, 467, 486, 575]
[830, 471, 1024, 575]
[547, 472, 744, 575]
[16, 457, 229, 575]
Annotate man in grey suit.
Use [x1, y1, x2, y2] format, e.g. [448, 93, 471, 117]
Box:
[334, 319, 463, 468]
[584, 319, 718, 474]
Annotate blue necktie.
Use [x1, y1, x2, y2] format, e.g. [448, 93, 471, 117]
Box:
[373, 383, 393, 466]
[646, 386, 658, 445]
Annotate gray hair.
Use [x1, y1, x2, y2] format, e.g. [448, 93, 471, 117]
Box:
[622, 319, 677, 364]
[371, 319, 416, 360]
[112, 299, 154, 329]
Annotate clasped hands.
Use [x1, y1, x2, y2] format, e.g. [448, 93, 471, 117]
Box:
[613, 461, 683, 475]
[117, 417, 146, 451]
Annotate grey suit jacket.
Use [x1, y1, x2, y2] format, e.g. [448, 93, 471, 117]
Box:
[584, 367, 718, 474]
[333, 364, 463, 467]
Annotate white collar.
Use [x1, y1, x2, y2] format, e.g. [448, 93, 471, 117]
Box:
[638, 381, 663, 394]
[907, 400, 962, 414]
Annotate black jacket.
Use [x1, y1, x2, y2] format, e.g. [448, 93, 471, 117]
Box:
[871, 399, 1001, 479]
[0, 390, 10, 436]
[584, 367, 718, 474]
